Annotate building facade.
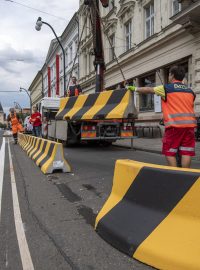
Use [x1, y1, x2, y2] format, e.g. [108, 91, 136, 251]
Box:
[30, 12, 79, 107]
[43, 13, 79, 98]
[79, 0, 200, 121]
[29, 70, 43, 107]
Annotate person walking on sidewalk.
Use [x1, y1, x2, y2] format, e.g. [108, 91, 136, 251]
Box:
[30, 106, 42, 137]
[128, 66, 196, 168]
[7, 108, 24, 144]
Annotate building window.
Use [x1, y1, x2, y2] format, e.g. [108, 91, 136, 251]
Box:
[69, 45, 73, 63]
[51, 66, 53, 81]
[109, 34, 115, 61]
[145, 2, 154, 39]
[84, 53, 88, 76]
[139, 73, 155, 111]
[172, 0, 181, 15]
[125, 20, 132, 52]
[53, 63, 56, 79]
[75, 39, 78, 55]
[65, 49, 68, 67]
[60, 54, 63, 72]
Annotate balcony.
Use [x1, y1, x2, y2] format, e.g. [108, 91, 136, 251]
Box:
[170, 0, 200, 33]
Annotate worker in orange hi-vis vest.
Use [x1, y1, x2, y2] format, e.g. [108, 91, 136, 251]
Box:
[7, 108, 24, 144]
[67, 76, 82, 97]
[128, 65, 196, 168]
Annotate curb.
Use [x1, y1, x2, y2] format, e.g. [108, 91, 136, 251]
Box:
[113, 143, 162, 155]
[114, 143, 200, 161]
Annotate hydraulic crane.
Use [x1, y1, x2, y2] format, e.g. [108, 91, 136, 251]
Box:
[84, 0, 109, 92]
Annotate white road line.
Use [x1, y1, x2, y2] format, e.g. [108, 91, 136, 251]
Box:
[8, 140, 35, 270]
[0, 137, 6, 220]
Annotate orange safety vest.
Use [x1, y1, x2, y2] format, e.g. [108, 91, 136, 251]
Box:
[75, 88, 79, 97]
[10, 113, 24, 134]
[162, 82, 196, 128]
[10, 113, 19, 126]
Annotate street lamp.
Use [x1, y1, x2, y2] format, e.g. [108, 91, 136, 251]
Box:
[14, 102, 22, 113]
[19, 87, 32, 113]
[35, 17, 66, 96]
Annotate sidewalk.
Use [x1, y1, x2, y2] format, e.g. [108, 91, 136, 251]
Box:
[114, 137, 200, 161]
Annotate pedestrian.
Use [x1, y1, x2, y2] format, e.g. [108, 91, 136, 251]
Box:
[7, 108, 24, 144]
[24, 115, 33, 134]
[67, 76, 82, 97]
[30, 106, 42, 137]
[128, 66, 196, 168]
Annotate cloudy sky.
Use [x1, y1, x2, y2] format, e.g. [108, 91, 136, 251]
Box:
[0, 0, 79, 115]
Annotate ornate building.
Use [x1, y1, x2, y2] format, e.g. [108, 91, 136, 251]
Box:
[79, 0, 200, 121]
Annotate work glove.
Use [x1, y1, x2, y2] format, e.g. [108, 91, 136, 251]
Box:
[127, 85, 137, 91]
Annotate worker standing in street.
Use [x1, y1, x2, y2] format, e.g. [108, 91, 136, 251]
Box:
[128, 66, 196, 168]
[7, 108, 24, 144]
[67, 76, 82, 97]
[30, 106, 42, 137]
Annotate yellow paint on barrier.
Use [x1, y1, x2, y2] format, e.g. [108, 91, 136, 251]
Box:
[95, 159, 143, 228]
[22, 135, 29, 150]
[41, 143, 57, 173]
[36, 141, 51, 166]
[64, 94, 88, 120]
[56, 97, 69, 119]
[134, 178, 200, 270]
[24, 136, 32, 151]
[27, 137, 36, 155]
[32, 140, 45, 160]
[106, 91, 130, 119]
[82, 91, 113, 120]
[28, 138, 40, 157]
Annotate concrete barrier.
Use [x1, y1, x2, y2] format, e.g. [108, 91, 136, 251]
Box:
[95, 160, 200, 270]
[18, 133, 71, 174]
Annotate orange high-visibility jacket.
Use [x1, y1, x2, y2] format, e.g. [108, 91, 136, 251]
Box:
[162, 82, 197, 128]
[10, 113, 24, 134]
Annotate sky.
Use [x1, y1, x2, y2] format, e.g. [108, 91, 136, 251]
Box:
[0, 0, 79, 115]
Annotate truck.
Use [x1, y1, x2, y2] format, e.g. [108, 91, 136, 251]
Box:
[41, 0, 138, 145]
[47, 89, 137, 145]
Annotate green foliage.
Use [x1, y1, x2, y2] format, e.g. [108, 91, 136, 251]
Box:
[0, 122, 7, 129]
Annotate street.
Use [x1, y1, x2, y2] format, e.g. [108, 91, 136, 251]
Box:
[0, 130, 199, 270]
[0, 130, 156, 270]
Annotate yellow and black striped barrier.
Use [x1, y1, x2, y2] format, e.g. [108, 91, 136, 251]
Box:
[18, 133, 71, 174]
[95, 160, 200, 270]
[56, 89, 137, 121]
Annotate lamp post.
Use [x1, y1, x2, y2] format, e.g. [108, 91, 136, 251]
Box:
[14, 102, 22, 113]
[35, 17, 66, 96]
[14, 101, 24, 121]
[19, 87, 32, 113]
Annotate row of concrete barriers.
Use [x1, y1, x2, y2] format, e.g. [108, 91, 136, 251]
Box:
[95, 160, 200, 270]
[18, 132, 200, 269]
[18, 133, 71, 174]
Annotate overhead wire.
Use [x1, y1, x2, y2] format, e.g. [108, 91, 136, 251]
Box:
[2, 0, 67, 21]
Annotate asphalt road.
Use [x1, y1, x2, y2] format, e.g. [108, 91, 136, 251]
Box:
[0, 131, 199, 270]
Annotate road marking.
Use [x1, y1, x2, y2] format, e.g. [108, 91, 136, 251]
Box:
[0, 137, 5, 220]
[8, 140, 35, 270]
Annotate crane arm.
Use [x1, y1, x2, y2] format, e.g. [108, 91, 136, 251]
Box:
[84, 0, 109, 92]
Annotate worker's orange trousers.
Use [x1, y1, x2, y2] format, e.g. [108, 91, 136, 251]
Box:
[12, 123, 24, 134]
